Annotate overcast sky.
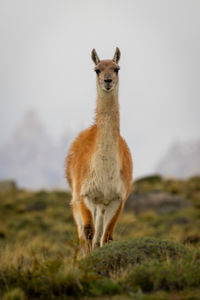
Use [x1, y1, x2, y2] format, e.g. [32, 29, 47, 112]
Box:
[0, 0, 200, 178]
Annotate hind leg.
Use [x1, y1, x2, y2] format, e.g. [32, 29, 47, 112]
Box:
[101, 199, 123, 246]
[71, 198, 83, 241]
[79, 197, 95, 254]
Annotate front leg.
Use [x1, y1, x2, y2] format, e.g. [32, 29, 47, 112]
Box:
[92, 205, 104, 250]
[101, 198, 123, 246]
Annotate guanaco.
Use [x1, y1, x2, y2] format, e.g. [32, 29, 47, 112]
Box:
[66, 48, 133, 253]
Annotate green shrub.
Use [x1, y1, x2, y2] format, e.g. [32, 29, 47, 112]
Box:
[124, 257, 200, 292]
[83, 237, 187, 276]
[3, 288, 25, 300]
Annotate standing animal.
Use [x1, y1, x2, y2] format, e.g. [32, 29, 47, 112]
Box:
[66, 48, 133, 253]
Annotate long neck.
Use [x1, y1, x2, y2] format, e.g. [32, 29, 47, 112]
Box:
[95, 86, 120, 148]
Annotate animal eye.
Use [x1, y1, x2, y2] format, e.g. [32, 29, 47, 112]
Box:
[95, 69, 101, 75]
[114, 68, 119, 73]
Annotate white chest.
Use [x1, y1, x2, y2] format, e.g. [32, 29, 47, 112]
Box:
[81, 142, 126, 205]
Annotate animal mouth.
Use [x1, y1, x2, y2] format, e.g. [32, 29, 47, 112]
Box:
[104, 84, 112, 91]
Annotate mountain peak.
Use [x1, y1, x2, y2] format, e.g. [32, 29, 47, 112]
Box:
[156, 139, 200, 178]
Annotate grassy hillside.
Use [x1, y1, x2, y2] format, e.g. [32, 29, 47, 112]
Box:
[0, 175, 200, 299]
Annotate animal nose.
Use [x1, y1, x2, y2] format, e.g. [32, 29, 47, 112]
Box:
[104, 78, 112, 83]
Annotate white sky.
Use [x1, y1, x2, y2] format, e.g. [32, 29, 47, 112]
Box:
[0, 0, 200, 178]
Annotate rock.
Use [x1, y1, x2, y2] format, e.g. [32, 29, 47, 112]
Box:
[125, 191, 190, 214]
[0, 180, 17, 192]
[26, 202, 46, 212]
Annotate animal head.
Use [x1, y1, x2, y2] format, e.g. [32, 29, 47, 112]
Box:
[91, 47, 121, 93]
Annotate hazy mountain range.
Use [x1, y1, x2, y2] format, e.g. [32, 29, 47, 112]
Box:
[156, 139, 200, 178]
[0, 111, 77, 189]
[0, 111, 199, 189]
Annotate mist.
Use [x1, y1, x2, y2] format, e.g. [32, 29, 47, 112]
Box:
[0, 0, 200, 187]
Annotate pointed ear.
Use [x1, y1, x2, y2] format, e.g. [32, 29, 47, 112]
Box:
[113, 47, 121, 64]
[91, 49, 100, 65]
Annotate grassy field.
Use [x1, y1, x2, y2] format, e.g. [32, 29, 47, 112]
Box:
[0, 175, 200, 299]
